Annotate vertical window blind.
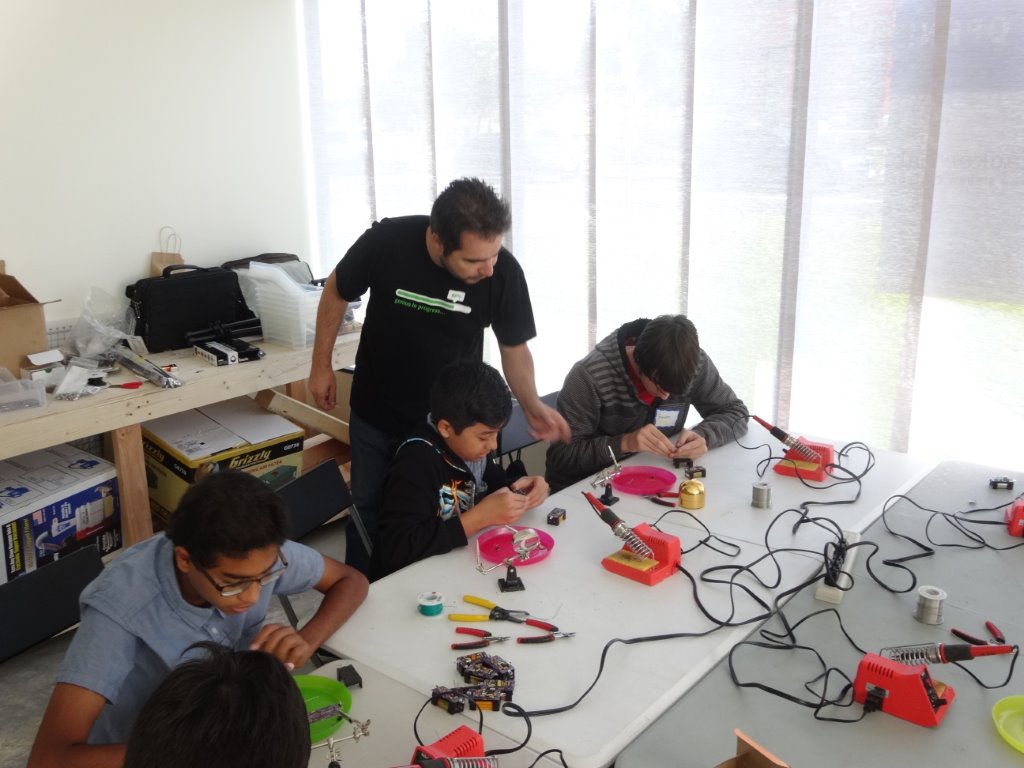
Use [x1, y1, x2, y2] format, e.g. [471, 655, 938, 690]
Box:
[302, 0, 1023, 467]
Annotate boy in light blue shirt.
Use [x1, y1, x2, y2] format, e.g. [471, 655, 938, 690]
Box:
[28, 470, 368, 768]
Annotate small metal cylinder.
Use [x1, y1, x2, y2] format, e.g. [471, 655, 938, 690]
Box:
[678, 479, 705, 510]
[751, 482, 772, 509]
[913, 585, 947, 625]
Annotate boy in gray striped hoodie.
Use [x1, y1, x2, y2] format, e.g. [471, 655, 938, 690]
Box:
[546, 315, 748, 491]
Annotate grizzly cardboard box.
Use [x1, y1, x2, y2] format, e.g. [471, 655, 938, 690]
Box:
[142, 396, 304, 518]
[0, 445, 121, 585]
[0, 274, 57, 377]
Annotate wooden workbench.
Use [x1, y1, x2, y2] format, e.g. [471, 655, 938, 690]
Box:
[0, 335, 359, 545]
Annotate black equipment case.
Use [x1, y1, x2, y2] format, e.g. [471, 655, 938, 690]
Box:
[125, 265, 252, 353]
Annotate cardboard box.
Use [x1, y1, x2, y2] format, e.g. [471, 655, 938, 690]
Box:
[713, 730, 789, 768]
[0, 445, 122, 585]
[142, 396, 304, 517]
[0, 274, 57, 377]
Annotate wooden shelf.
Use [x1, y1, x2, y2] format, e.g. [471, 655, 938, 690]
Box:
[0, 335, 359, 545]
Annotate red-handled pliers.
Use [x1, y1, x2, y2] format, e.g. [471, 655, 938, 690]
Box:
[451, 627, 510, 650]
[448, 595, 559, 632]
[516, 632, 576, 644]
[951, 620, 1006, 646]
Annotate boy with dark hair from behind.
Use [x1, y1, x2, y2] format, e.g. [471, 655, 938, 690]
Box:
[123, 642, 309, 768]
[370, 359, 549, 580]
[28, 470, 368, 768]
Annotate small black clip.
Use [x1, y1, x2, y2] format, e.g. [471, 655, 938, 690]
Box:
[600, 484, 619, 506]
[498, 564, 525, 592]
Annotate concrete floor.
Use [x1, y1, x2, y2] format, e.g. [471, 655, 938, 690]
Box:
[0, 518, 348, 768]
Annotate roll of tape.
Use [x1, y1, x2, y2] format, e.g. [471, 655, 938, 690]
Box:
[914, 585, 947, 625]
[417, 591, 444, 617]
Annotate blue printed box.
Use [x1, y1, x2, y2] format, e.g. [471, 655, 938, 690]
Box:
[0, 445, 121, 584]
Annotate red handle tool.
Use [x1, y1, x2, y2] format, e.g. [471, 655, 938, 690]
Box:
[517, 632, 576, 644]
[451, 627, 510, 650]
[523, 618, 558, 632]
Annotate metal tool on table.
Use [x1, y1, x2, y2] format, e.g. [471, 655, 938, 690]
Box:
[449, 594, 558, 631]
[112, 345, 184, 388]
[751, 415, 821, 462]
[751, 414, 835, 482]
[475, 526, 544, 574]
[951, 619, 1006, 646]
[583, 490, 654, 560]
[516, 631, 575, 644]
[852, 637, 1016, 727]
[590, 445, 623, 505]
[450, 627, 510, 650]
[880, 640, 1015, 665]
[583, 490, 682, 586]
[475, 525, 547, 592]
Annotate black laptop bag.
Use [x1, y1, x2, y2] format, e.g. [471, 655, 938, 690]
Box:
[125, 265, 252, 352]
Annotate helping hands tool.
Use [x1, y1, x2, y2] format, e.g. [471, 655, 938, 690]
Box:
[448, 595, 558, 631]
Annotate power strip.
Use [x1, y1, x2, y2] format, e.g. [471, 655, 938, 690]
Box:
[814, 530, 861, 604]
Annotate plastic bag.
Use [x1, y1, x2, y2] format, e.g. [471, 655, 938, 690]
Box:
[63, 287, 133, 359]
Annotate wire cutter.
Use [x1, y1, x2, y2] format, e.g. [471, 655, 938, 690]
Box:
[951, 620, 1006, 646]
[448, 595, 559, 632]
[516, 632, 576, 644]
[451, 627, 510, 650]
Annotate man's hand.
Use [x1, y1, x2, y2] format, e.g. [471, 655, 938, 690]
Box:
[509, 475, 549, 509]
[309, 270, 349, 411]
[621, 424, 676, 457]
[671, 430, 708, 460]
[309, 365, 338, 411]
[498, 342, 571, 443]
[525, 402, 571, 443]
[249, 623, 314, 670]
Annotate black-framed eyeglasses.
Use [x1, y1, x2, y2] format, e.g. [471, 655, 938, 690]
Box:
[194, 552, 289, 597]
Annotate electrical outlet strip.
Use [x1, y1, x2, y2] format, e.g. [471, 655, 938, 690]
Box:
[815, 530, 861, 604]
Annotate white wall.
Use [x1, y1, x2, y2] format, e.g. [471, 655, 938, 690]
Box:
[0, 0, 309, 324]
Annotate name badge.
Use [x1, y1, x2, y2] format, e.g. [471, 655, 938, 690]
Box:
[654, 407, 681, 429]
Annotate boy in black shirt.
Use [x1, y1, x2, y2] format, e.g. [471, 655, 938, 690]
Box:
[370, 359, 548, 581]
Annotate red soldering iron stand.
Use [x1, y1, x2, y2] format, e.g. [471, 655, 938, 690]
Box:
[601, 523, 681, 586]
[773, 439, 835, 483]
[852, 653, 956, 727]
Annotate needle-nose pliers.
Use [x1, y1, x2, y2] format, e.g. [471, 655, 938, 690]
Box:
[451, 627, 510, 650]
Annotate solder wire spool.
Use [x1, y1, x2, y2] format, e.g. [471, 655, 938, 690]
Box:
[417, 591, 444, 616]
[914, 585, 947, 625]
[751, 482, 772, 509]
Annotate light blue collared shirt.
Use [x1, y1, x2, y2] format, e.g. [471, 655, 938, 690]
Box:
[56, 534, 323, 744]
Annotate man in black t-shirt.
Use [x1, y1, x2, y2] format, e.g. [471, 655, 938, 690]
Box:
[310, 178, 569, 573]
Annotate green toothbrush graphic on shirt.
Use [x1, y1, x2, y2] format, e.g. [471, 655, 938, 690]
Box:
[395, 289, 472, 314]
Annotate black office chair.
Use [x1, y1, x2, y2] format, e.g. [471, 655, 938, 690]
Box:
[0, 545, 104, 663]
[497, 390, 561, 478]
[275, 459, 368, 665]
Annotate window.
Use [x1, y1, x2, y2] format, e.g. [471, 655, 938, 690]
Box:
[302, 0, 1024, 466]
